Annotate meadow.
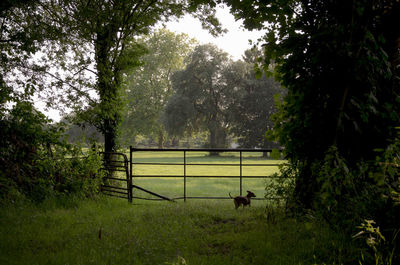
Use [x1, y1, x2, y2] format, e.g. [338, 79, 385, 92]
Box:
[0, 197, 360, 265]
[0, 151, 363, 264]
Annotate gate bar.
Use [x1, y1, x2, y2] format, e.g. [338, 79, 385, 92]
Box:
[129, 147, 285, 203]
[131, 147, 282, 152]
[132, 184, 173, 201]
[129, 148, 133, 203]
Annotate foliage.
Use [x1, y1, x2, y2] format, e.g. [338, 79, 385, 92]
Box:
[63, 121, 104, 144]
[60, 113, 104, 145]
[224, 0, 400, 209]
[221, 5, 400, 262]
[312, 137, 400, 263]
[227, 49, 283, 149]
[163, 45, 282, 150]
[121, 29, 196, 148]
[163, 44, 233, 149]
[354, 220, 399, 265]
[60, 0, 176, 153]
[0, 0, 61, 110]
[372, 128, 400, 208]
[264, 162, 296, 207]
[1, 0, 226, 156]
[0, 102, 103, 203]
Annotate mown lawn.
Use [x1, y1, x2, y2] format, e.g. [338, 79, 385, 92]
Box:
[0, 197, 360, 265]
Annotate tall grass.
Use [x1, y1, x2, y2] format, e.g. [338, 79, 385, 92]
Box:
[0, 197, 359, 265]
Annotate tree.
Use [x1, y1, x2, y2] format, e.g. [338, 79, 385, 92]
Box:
[61, 115, 104, 144]
[55, 0, 188, 154]
[60, 0, 225, 154]
[227, 49, 282, 149]
[163, 44, 233, 152]
[2, 0, 225, 156]
[121, 29, 196, 148]
[224, 0, 400, 210]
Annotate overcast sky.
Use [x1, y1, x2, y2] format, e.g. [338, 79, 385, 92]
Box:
[165, 6, 264, 60]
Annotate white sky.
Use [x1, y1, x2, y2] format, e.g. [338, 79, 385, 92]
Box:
[165, 6, 264, 60]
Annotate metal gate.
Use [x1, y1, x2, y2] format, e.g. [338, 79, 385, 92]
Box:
[129, 147, 286, 202]
[99, 152, 132, 202]
[100, 151, 172, 202]
[99, 148, 287, 203]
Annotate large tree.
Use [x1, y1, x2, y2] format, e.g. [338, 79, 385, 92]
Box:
[163, 44, 233, 151]
[2, 0, 225, 155]
[121, 29, 196, 148]
[227, 49, 282, 149]
[54, 0, 194, 154]
[225, 0, 400, 209]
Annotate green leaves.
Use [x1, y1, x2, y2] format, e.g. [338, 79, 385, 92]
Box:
[224, 0, 400, 210]
[228, 49, 283, 149]
[163, 44, 232, 147]
[121, 29, 196, 146]
[0, 101, 103, 203]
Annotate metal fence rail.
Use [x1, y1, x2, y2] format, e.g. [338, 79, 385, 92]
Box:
[129, 147, 286, 202]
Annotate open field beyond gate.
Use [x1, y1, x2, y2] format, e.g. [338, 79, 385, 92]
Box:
[126, 150, 288, 203]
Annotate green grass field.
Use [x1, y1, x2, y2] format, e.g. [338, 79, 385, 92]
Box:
[0, 197, 359, 265]
[0, 152, 363, 264]
[120, 151, 289, 204]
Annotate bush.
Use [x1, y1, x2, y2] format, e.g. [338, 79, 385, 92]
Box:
[313, 139, 399, 263]
[0, 102, 103, 204]
[270, 131, 399, 263]
[264, 162, 296, 208]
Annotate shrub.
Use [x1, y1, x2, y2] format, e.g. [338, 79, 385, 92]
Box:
[0, 102, 103, 204]
[314, 138, 399, 263]
[269, 131, 399, 263]
[265, 162, 296, 209]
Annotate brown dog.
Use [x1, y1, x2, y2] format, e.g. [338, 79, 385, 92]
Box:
[229, 190, 256, 209]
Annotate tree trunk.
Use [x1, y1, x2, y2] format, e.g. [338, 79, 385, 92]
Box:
[94, 24, 121, 175]
[104, 126, 117, 154]
[95, 23, 121, 154]
[158, 130, 164, 149]
[209, 127, 217, 148]
[172, 137, 179, 147]
[292, 162, 316, 210]
[208, 121, 227, 156]
[209, 128, 219, 156]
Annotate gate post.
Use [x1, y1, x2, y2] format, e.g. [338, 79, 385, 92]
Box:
[128, 146, 133, 203]
[184, 150, 187, 202]
[240, 151, 243, 196]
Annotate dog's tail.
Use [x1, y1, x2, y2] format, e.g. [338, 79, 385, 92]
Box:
[229, 192, 233, 198]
